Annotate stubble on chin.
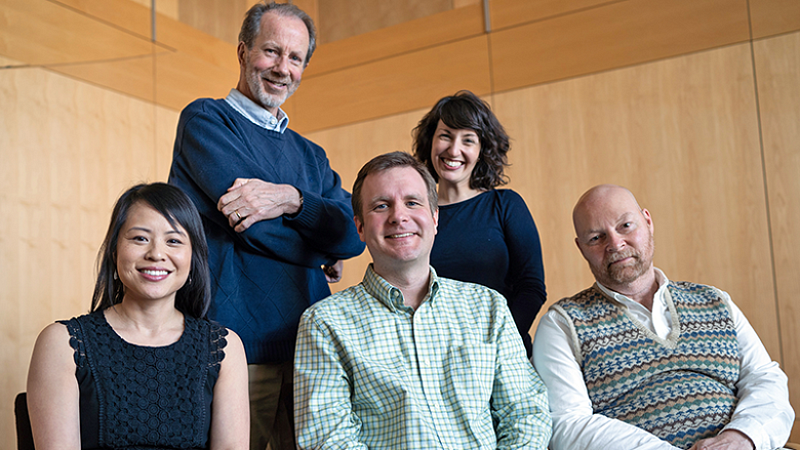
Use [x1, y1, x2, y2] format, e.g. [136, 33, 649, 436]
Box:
[595, 237, 654, 288]
[607, 256, 647, 285]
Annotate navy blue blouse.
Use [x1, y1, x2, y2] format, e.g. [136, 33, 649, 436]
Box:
[430, 189, 546, 357]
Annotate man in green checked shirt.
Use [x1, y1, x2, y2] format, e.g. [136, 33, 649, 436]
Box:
[294, 152, 552, 449]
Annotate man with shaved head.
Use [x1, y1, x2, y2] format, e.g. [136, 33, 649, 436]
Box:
[532, 184, 793, 450]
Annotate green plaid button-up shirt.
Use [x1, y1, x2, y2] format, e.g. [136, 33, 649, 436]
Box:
[294, 265, 551, 449]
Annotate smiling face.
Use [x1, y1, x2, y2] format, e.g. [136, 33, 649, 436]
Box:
[573, 185, 655, 292]
[116, 202, 192, 306]
[355, 166, 439, 276]
[430, 120, 481, 190]
[237, 12, 309, 116]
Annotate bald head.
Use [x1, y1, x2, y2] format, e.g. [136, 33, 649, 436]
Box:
[573, 184, 643, 236]
[572, 184, 656, 295]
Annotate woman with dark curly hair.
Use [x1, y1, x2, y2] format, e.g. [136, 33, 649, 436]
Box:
[413, 90, 546, 357]
[27, 182, 249, 449]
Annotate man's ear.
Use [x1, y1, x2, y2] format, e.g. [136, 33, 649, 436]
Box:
[641, 208, 654, 234]
[237, 42, 247, 67]
[354, 216, 366, 243]
[432, 208, 439, 234]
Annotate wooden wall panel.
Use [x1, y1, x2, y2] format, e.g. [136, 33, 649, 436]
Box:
[53, 52, 156, 102]
[156, 105, 180, 182]
[492, 43, 780, 358]
[1, 0, 238, 111]
[0, 0, 154, 65]
[177, 0, 251, 45]
[155, 49, 237, 110]
[130, 0, 178, 19]
[0, 66, 170, 450]
[750, 0, 800, 39]
[292, 35, 491, 132]
[54, 0, 151, 38]
[153, 14, 239, 109]
[490, 0, 614, 30]
[490, 0, 750, 94]
[318, 0, 451, 44]
[0, 54, 22, 66]
[304, 3, 484, 78]
[754, 30, 800, 436]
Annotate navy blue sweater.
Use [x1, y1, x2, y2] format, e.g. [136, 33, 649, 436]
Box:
[430, 190, 546, 357]
[169, 98, 365, 364]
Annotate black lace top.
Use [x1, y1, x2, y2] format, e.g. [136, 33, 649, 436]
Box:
[60, 311, 228, 449]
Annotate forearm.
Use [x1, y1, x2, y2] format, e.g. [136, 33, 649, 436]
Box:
[172, 112, 356, 266]
[286, 187, 365, 260]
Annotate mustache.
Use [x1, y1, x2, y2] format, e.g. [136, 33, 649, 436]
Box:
[261, 73, 291, 85]
[606, 249, 638, 265]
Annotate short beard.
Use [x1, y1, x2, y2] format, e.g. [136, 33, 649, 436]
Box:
[246, 69, 298, 111]
[593, 234, 654, 288]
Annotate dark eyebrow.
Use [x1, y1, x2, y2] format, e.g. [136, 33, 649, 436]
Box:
[126, 226, 186, 236]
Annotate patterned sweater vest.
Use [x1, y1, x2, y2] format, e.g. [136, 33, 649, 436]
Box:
[553, 281, 740, 449]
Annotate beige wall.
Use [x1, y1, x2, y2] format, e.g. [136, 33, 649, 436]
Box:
[1, 0, 799, 446]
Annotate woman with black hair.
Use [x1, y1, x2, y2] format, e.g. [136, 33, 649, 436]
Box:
[27, 182, 248, 449]
[413, 91, 547, 358]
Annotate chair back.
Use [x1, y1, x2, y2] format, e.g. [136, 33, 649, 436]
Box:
[15, 392, 35, 450]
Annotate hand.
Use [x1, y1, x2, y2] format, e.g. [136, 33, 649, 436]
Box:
[323, 260, 343, 283]
[689, 430, 755, 450]
[217, 178, 302, 232]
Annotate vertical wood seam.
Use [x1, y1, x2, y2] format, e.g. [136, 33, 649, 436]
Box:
[746, 0, 784, 365]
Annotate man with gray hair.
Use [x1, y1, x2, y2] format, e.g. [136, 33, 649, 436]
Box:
[294, 152, 551, 449]
[169, 2, 364, 449]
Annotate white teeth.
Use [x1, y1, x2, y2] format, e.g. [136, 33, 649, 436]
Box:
[443, 159, 462, 168]
[390, 233, 413, 238]
[263, 78, 287, 87]
[142, 269, 168, 276]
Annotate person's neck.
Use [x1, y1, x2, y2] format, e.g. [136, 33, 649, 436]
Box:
[437, 181, 482, 206]
[108, 297, 183, 336]
[374, 263, 431, 311]
[609, 268, 659, 310]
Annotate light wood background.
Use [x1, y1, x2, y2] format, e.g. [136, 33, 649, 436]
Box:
[1, 0, 798, 446]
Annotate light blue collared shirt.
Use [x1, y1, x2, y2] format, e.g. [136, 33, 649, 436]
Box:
[224, 88, 289, 133]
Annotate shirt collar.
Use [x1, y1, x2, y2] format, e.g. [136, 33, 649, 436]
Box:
[362, 264, 441, 313]
[224, 88, 289, 133]
[595, 267, 670, 310]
